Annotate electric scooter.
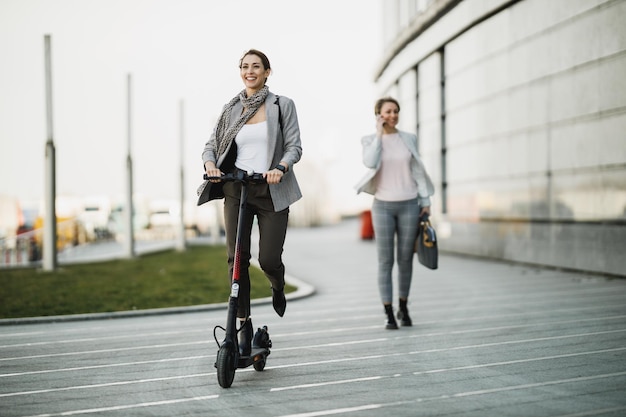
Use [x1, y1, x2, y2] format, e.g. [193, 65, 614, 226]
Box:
[206, 170, 273, 388]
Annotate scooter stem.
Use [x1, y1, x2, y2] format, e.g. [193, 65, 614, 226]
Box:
[224, 181, 249, 345]
[232, 182, 248, 284]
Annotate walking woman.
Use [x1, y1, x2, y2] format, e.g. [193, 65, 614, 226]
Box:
[198, 49, 303, 354]
[355, 97, 434, 329]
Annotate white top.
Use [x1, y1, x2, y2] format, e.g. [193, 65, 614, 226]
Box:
[235, 121, 269, 174]
[374, 133, 419, 201]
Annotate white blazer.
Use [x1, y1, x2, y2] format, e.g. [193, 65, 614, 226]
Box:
[355, 130, 434, 207]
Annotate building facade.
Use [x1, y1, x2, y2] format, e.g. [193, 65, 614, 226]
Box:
[376, 0, 626, 276]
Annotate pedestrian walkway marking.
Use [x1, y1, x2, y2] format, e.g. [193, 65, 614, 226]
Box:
[270, 376, 384, 392]
[0, 355, 212, 378]
[0, 328, 206, 348]
[23, 395, 219, 417]
[2, 312, 624, 351]
[453, 371, 626, 397]
[0, 340, 211, 362]
[275, 336, 387, 351]
[278, 404, 383, 417]
[407, 328, 626, 356]
[0, 373, 213, 398]
[276, 372, 626, 417]
[268, 329, 626, 356]
[268, 328, 626, 370]
[412, 347, 626, 375]
[268, 347, 626, 392]
[4, 334, 623, 399]
[555, 406, 626, 417]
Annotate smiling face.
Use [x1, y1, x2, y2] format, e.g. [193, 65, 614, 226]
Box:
[240, 53, 271, 94]
[378, 101, 400, 130]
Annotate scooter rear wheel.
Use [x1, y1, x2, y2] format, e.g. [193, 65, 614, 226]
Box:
[216, 345, 236, 388]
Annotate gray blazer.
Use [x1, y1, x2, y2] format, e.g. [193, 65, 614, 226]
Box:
[355, 130, 434, 207]
[198, 92, 302, 212]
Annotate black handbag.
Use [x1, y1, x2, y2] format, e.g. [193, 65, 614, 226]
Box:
[415, 215, 438, 269]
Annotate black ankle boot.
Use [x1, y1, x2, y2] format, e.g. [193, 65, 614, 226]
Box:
[272, 288, 286, 317]
[384, 304, 398, 330]
[238, 319, 253, 356]
[397, 299, 412, 326]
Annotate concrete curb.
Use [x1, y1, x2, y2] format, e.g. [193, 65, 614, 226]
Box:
[0, 274, 316, 326]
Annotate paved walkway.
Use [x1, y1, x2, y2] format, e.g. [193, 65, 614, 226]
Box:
[1, 218, 625, 416]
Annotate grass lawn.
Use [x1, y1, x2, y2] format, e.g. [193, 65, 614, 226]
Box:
[0, 244, 295, 319]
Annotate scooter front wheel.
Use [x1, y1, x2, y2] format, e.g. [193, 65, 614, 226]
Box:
[216, 345, 236, 388]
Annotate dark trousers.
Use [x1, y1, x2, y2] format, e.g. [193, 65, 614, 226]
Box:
[223, 181, 289, 318]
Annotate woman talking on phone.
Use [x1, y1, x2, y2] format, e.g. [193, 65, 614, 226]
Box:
[355, 97, 434, 329]
[199, 49, 302, 355]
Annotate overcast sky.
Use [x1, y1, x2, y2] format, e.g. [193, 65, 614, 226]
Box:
[0, 0, 382, 219]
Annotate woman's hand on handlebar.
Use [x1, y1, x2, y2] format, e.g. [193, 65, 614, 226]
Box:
[264, 168, 284, 185]
[204, 163, 223, 183]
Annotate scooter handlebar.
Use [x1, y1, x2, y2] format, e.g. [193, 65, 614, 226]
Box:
[203, 171, 267, 184]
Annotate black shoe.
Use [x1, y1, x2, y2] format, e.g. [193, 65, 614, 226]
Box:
[384, 305, 398, 330]
[272, 288, 286, 317]
[397, 310, 412, 327]
[238, 319, 253, 356]
[398, 299, 412, 327]
[385, 319, 399, 330]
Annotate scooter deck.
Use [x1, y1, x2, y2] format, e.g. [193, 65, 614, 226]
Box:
[238, 347, 270, 368]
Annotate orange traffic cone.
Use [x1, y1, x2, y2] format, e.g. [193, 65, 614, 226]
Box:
[360, 210, 374, 240]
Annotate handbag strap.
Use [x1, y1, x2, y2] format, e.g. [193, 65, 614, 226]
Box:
[275, 95, 283, 134]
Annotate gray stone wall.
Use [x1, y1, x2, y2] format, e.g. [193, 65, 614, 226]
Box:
[377, 0, 626, 276]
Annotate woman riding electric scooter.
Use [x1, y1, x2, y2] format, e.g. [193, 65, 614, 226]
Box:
[197, 49, 303, 386]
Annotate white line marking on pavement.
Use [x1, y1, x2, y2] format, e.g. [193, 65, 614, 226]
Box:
[0, 331, 47, 338]
[268, 348, 626, 393]
[2, 299, 623, 342]
[2, 313, 623, 357]
[275, 314, 626, 340]
[0, 317, 213, 339]
[2, 329, 623, 398]
[264, 347, 626, 394]
[2, 314, 622, 363]
[285, 303, 626, 329]
[452, 371, 626, 397]
[0, 328, 205, 348]
[278, 404, 383, 417]
[0, 340, 211, 362]
[412, 347, 626, 375]
[0, 373, 213, 398]
[276, 372, 626, 417]
[0, 355, 212, 378]
[0, 327, 622, 384]
[406, 329, 626, 355]
[398, 317, 626, 341]
[268, 328, 626, 369]
[276, 337, 388, 351]
[270, 376, 384, 392]
[554, 406, 626, 417]
[4, 330, 622, 399]
[2, 304, 623, 348]
[22, 395, 220, 417]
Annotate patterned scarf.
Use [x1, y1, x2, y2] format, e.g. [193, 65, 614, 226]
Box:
[214, 85, 269, 160]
